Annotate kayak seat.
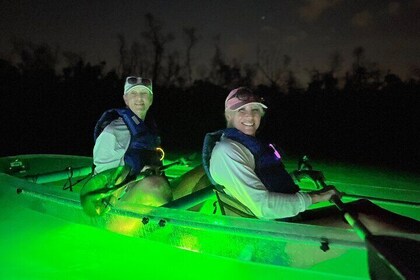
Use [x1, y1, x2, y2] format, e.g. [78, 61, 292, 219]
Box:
[203, 130, 257, 219]
[214, 189, 257, 218]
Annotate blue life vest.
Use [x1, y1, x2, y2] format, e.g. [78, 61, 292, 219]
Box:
[210, 128, 299, 194]
[94, 108, 161, 176]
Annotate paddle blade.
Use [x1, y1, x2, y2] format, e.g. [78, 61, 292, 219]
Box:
[80, 166, 129, 216]
[367, 235, 420, 280]
[80, 172, 113, 216]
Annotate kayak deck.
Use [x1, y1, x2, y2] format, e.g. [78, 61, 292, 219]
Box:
[1, 154, 420, 279]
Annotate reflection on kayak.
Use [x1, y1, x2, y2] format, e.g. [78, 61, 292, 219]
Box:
[1, 154, 419, 279]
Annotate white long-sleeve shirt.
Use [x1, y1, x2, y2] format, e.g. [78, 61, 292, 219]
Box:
[93, 118, 130, 174]
[210, 136, 312, 220]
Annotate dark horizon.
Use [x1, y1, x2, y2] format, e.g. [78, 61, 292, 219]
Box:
[1, 1, 419, 84]
[1, 52, 419, 174]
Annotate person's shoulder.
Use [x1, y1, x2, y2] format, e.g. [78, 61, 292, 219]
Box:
[97, 119, 130, 143]
[218, 136, 246, 149]
[214, 137, 237, 150]
[214, 137, 251, 159]
[104, 118, 127, 132]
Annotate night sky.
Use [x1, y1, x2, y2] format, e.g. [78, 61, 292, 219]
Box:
[1, 0, 419, 84]
[1, 0, 420, 172]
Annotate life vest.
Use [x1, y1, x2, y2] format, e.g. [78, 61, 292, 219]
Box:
[94, 108, 162, 176]
[205, 128, 299, 194]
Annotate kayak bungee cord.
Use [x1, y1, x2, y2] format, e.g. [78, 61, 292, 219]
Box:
[63, 166, 94, 191]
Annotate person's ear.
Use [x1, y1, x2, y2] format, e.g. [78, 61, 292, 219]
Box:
[225, 112, 231, 121]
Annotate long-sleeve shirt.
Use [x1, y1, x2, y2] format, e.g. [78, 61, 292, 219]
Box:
[93, 118, 130, 174]
[210, 136, 312, 220]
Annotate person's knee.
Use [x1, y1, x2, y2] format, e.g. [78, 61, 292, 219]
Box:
[171, 165, 210, 199]
[141, 175, 169, 190]
[192, 173, 211, 192]
[141, 175, 173, 201]
[122, 175, 173, 206]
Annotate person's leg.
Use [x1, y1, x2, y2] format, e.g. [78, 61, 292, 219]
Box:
[119, 175, 173, 206]
[106, 175, 172, 235]
[294, 199, 420, 235]
[345, 199, 420, 234]
[170, 165, 210, 200]
[292, 205, 351, 228]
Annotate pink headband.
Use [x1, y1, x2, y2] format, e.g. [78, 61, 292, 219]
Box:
[225, 87, 267, 111]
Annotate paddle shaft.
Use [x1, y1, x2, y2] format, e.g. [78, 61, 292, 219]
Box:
[295, 161, 419, 278]
[310, 173, 372, 240]
[314, 171, 419, 279]
[329, 195, 371, 240]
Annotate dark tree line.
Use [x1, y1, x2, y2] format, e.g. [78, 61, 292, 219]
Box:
[1, 14, 420, 172]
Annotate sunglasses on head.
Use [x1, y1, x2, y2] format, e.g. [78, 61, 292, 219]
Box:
[229, 88, 264, 103]
[126, 76, 152, 87]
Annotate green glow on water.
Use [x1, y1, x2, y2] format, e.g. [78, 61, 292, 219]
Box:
[2, 154, 419, 279]
[0, 206, 368, 279]
[0, 187, 370, 279]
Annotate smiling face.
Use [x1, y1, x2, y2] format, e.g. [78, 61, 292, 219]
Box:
[225, 104, 264, 136]
[123, 88, 153, 120]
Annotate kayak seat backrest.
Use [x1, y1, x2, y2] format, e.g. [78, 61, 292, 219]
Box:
[214, 189, 257, 218]
[203, 130, 257, 219]
[202, 130, 225, 191]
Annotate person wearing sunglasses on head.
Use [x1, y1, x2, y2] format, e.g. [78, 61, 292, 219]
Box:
[203, 87, 419, 235]
[92, 76, 172, 208]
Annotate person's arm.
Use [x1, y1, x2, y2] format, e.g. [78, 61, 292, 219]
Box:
[210, 139, 313, 220]
[93, 126, 127, 174]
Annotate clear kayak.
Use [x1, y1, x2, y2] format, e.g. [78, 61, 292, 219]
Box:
[1, 154, 419, 279]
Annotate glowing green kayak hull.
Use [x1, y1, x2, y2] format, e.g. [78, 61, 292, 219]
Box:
[1, 154, 419, 279]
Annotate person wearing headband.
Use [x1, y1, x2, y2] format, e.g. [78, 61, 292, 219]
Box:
[204, 87, 419, 234]
[92, 76, 172, 207]
[83, 76, 208, 220]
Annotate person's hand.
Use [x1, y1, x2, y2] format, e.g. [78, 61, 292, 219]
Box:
[141, 165, 153, 172]
[139, 165, 161, 177]
[309, 185, 340, 204]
